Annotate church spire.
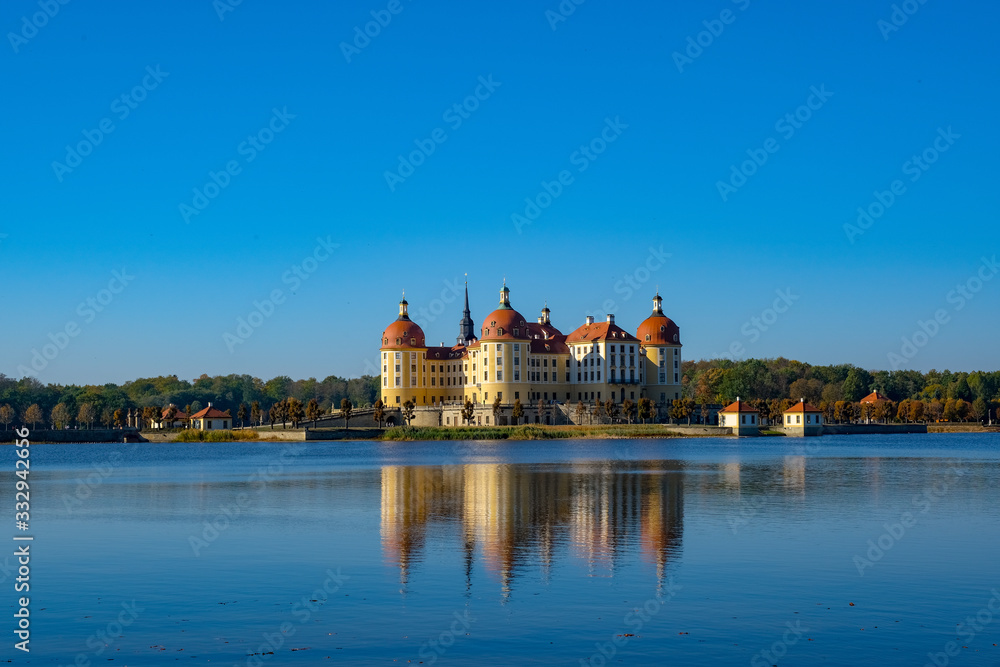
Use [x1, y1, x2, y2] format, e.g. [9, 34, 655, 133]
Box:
[457, 275, 475, 344]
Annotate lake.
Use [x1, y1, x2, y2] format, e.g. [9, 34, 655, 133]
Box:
[4, 434, 1000, 665]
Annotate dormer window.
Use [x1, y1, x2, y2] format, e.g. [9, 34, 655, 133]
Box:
[645, 334, 651, 341]
[395, 338, 401, 345]
[674, 334, 679, 342]
[491, 320, 497, 327]
[411, 338, 416, 346]
[660, 325, 665, 332]
[513, 328, 519, 336]
[498, 327, 505, 336]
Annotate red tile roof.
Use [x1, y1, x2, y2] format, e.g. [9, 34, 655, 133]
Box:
[190, 406, 230, 419]
[785, 401, 821, 413]
[566, 321, 639, 344]
[720, 400, 759, 413]
[860, 391, 891, 403]
[529, 335, 569, 354]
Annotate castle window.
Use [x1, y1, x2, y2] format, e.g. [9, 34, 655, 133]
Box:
[674, 334, 679, 342]
[660, 326, 665, 332]
[645, 335, 651, 341]
[498, 327, 504, 336]
[513, 328, 519, 336]
[411, 338, 416, 346]
[395, 338, 401, 345]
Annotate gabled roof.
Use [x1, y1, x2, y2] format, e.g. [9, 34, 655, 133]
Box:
[161, 408, 188, 419]
[860, 391, 891, 403]
[720, 400, 759, 414]
[530, 335, 569, 354]
[190, 406, 230, 419]
[566, 321, 639, 344]
[785, 401, 821, 413]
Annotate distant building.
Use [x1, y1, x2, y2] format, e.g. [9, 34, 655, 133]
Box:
[378, 283, 683, 422]
[190, 403, 231, 430]
[719, 398, 759, 436]
[783, 399, 823, 437]
[153, 405, 187, 430]
[860, 391, 891, 404]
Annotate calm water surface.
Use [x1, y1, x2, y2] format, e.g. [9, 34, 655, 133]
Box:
[3, 434, 1000, 665]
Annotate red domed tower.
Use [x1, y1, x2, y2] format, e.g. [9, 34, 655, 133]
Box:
[380, 294, 428, 407]
[637, 292, 682, 405]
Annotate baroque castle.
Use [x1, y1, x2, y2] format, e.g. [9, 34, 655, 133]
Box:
[379, 283, 682, 425]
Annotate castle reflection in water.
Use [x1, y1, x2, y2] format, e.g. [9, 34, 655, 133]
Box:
[380, 461, 684, 596]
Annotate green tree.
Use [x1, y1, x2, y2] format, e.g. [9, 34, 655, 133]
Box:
[287, 397, 305, 428]
[637, 398, 653, 424]
[971, 397, 988, 423]
[604, 399, 620, 423]
[52, 403, 72, 429]
[373, 398, 385, 428]
[0, 404, 13, 430]
[621, 399, 635, 425]
[461, 398, 475, 425]
[841, 368, 870, 403]
[237, 403, 248, 427]
[100, 406, 114, 428]
[339, 398, 353, 430]
[306, 398, 320, 427]
[402, 399, 415, 426]
[77, 402, 97, 429]
[512, 399, 524, 425]
[250, 401, 261, 426]
[23, 404, 42, 430]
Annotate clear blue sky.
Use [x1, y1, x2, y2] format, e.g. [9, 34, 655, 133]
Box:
[3, 0, 998, 385]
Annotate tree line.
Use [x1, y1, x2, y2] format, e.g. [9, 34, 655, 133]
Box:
[681, 358, 1000, 423]
[0, 373, 379, 431]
